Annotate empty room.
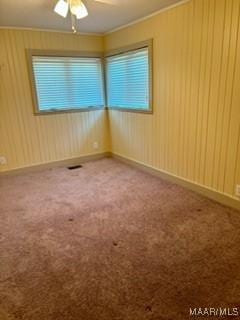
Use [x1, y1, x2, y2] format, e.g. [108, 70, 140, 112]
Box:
[0, 0, 240, 319]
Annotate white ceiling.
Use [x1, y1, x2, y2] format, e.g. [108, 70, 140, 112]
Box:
[0, 0, 186, 34]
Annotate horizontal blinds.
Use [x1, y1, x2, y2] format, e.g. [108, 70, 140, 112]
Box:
[106, 47, 149, 110]
[32, 56, 105, 111]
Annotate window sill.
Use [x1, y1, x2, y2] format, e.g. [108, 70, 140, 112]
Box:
[34, 106, 107, 116]
[34, 106, 153, 115]
[107, 107, 153, 114]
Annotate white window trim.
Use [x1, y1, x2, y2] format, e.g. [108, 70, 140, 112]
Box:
[104, 39, 153, 114]
[26, 40, 153, 115]
[26, 49, 106, 115]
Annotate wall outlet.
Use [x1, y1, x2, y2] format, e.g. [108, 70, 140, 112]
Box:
[0, 156, 7, 165]
[236, 185, 240, 197]
[93, 142, 99, 150]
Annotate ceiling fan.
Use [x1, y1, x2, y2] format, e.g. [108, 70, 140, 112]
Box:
[54, 0, 118, 33]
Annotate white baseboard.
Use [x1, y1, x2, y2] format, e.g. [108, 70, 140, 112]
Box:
[1, 151, 239, 211]
[112, 153, 240, 212]
[0, 152, 111, 176]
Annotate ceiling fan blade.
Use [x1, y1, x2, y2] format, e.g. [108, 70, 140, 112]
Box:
[70, 0, 88, 19]
[54, 0, 69, 18]
[94, 0, 118, 5]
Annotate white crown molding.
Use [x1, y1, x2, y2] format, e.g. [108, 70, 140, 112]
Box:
[104, 0, 191, 35]
[0, 0, 191, 36]
[0, 26, 103, 36]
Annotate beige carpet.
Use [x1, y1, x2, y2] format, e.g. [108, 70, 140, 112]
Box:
[0, 158, 240, 320]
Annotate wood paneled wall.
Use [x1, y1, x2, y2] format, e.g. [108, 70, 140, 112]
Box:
[105, 0, 240, 200]
[0, 29, 109, 172]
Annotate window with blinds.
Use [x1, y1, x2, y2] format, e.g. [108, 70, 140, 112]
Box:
[106, 44, 152, 112]
[31, 55, 105, 113]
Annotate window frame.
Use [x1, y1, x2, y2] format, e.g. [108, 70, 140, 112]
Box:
[104, 39, 153, 114]
[26, 49, 106, 115]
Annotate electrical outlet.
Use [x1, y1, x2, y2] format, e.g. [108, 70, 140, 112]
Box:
[93, 142, 99, 150]
[0, 156, 7, 165]
[236, 185, 240, 197]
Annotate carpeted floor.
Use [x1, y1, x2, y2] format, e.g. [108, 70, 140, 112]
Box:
[0, 158, 240, 320]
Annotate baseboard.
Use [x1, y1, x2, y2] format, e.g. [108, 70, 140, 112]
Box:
[112, 153, 240, 211]
[0, 152, 111, 176]
[1, 151, 239, 211]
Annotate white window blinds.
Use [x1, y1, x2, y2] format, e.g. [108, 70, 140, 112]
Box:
[32, 56, 105, 112]
[106, 47, 150, 110]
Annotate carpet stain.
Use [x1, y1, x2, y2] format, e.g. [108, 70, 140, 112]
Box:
[145, 305, 153, 312]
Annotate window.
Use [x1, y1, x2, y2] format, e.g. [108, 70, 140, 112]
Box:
[28, 50, 105, 114]
[27, 42, 152, 115]
[106, 40, 152, 112]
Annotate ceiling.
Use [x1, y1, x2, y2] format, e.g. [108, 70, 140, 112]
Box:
[0, 0, 186, 34]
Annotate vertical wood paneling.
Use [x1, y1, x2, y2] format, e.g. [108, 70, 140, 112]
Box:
[0, 29, 109, 172]
[105, 0, 240, 200]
